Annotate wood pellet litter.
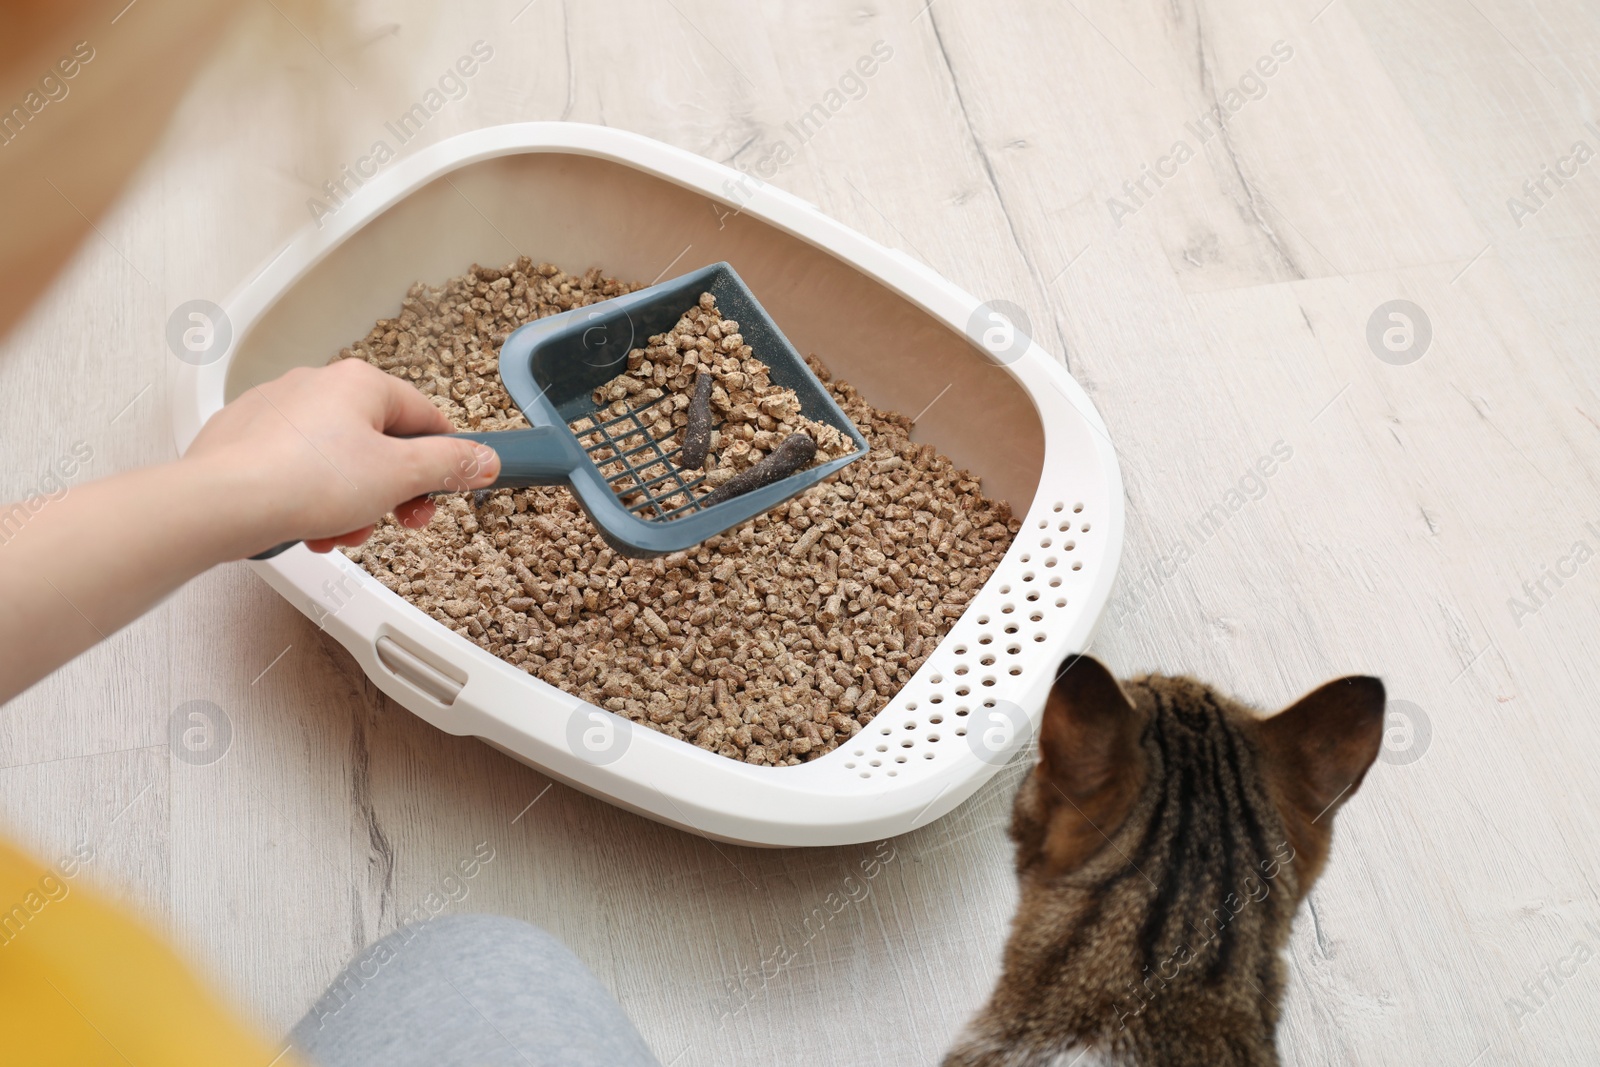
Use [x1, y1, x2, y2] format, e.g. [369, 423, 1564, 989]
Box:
[337, 257, 1019, 766]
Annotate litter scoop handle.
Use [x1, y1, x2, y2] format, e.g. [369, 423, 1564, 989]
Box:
[248, 427, 579, 561]
[445, 427, 579, 489]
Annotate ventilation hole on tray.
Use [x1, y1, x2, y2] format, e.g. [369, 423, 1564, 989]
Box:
[930, 694, 944, 704]
[880, 726, 892, 735]
[955, 685, 970, 696]
[928, 734, 941, 743]
[956, 727, 967, 736]
[854, 749, 865, 757]
[845, 761, 856, 769]
[1007, 645, 1021, 655]
[887, 770, 897, 777]
[1030, 612, 1044, 623]
[929, 714, 944, 725]
[1065, 541, 1076, 551]
[895, 755, 907, 763]
[1072, 562, 1083, 571]
[977, 615, 990, 625]
[930, 674, 943, 684]
[999, 584, 1011, 594]
[904, 721, 916, 730]
[1020, 554, 1031, 563]
[1059, 521, 1072, 531]
[978, 635, 992, 646]
[1074, 503, 1084, 513]
[923, 752, 936, 759]
[1049, 577, 1062, 587]
[870, 759, 881, 767]
[1023, 572, 1035, 582]
[1034, 632, 1047, 642]
[954, 665, 969, 676]
[980, 654, 996, 666]
[1026, 592, 1039, 602]
[1045, 558, 1058, 568]
[901, 739, 914, 748]
[860, 772, 871, 778]
[1053, 502, 1064, 512]
[1001, 603, 1015, 614]
[954, 645, 968, 655]
[982, 677, 997, 687]
[876, 744, 888, 752]
[1081, 523, 1091, 532]
[1009, 666, 1023, 676]
[1038, 518, 1048, 528]
[956, 706, 970, 716]
[1040, 537, 1052, 548]
[905, 702, 918, 711]
[1004, 624, 1019, 635]
[1056, 597, 1067, 607]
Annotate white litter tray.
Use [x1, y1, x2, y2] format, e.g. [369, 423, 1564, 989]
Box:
[172, 123, 1124, 847]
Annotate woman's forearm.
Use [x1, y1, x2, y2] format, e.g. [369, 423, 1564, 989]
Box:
[0, 456, 264, 701]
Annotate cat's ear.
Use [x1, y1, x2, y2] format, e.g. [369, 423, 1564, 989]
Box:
[1039, 655, 1142, 804]
[1030, 656, 1144, 873]
[1255, 676, 1385, 825]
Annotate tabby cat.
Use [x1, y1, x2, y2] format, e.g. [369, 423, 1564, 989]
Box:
[944, 655, 1384, 1067]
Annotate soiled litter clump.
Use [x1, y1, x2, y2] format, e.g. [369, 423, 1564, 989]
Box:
[338, 257, 1019, 766]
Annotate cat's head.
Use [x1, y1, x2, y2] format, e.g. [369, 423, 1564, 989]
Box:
[964, 656, 1384, 1063]
[1011, 656, 1384, 894]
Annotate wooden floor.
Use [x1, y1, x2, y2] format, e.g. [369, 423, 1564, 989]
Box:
[4, 1, 1599, 1063]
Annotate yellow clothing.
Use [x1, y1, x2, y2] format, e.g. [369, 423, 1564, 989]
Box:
[0, 835, 302, 1066]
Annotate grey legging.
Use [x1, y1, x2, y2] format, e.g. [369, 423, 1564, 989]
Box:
[289, 914, 663, 1067]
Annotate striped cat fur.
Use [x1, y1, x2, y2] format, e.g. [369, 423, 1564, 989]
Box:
[945, 655, 1385, 1067]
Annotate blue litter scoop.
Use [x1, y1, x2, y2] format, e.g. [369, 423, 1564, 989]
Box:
[252, 262, 869, 560]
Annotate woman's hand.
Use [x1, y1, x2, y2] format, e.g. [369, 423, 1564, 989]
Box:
[0, 360, 503, 700]
[183, 359, 501, 555]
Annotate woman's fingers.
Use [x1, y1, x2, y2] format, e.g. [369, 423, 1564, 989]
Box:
[394, 495, 436, 529]
[362, 359, 456, 437]
[305, 524, 377, 553]
[395, 435, 500, 501]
